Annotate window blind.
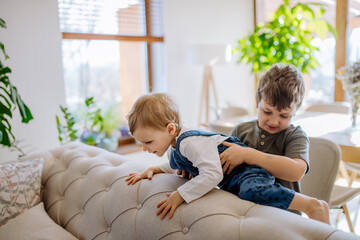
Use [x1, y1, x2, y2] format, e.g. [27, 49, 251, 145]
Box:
[58, 0, 163, 37]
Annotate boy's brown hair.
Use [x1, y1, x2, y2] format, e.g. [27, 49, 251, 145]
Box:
[256, 63, 305, 111]
[127, 93, 181, 134]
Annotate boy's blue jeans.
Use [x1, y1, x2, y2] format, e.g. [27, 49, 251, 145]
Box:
[218, 137, 295, 210]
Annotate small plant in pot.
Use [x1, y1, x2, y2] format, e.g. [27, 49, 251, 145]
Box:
[56, 97, 123, 152]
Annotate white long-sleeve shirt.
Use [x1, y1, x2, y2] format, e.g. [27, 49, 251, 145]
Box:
[159, 129, 228, 203]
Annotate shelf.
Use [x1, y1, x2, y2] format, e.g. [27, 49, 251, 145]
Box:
[116, 136, 142, 155]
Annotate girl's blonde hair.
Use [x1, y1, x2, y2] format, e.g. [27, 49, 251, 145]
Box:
[127, 93, 181, 134]
[256, 63, 305, 111]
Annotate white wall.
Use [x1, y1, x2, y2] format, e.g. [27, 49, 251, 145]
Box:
[163, 0, 255, 127]
[0, 0, 255, 160]
[0, 0, 65, 161]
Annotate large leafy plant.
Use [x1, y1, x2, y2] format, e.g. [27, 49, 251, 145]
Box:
[0, 17, 33, 154]
[234, 0, 337, 74]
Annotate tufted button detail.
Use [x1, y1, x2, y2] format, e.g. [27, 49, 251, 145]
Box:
[80, 209, 84, 214]
[182, 227, 189, 234]
[107, 226, 111, 232]
[105, 187, 110, 192]
[137, 204, 142, 210]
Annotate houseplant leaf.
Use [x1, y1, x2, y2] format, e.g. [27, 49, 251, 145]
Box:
[12, 85, 33, 123]
[0, 17, 34, 154]
[234, 0, 337, 74]
[0, 41, 9, 60]
[0, 116, 12, 146]
[0, 18, 6, 29]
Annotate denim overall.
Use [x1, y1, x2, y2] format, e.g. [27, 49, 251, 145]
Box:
[170, 130, 295, 210]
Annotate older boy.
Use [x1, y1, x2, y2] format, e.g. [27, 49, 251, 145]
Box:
[220, 63, 308, 195]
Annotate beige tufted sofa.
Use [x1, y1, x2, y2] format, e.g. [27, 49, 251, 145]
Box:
[15, 142, 360, 239]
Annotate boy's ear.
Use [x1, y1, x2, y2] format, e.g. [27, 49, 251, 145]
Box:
[166, 123, 176, 135]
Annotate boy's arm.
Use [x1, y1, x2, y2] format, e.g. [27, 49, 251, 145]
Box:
[220, 141, 307, 182]
[244, 146, 307, 181]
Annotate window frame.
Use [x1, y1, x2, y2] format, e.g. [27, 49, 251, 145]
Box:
[60, 0, 164, 92]
[334, 0, 348, 101]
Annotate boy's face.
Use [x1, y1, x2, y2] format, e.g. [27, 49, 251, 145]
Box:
[257, 99, 295, 134]
[132, 124, 177, 157]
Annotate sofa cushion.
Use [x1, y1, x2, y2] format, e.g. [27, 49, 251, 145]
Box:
[0, 158, 43, 226]
[0, 202, 77, 240]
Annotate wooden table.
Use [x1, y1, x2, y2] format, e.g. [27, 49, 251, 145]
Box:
[291, 112, 360, 164]
[292, 111, 360, 185]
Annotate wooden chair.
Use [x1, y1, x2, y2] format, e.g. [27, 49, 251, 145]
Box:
[304, 102, 350, 114]
[218, 106, 248, 119]
[301, 137, 360, 232]
[304, 102, 359, 187]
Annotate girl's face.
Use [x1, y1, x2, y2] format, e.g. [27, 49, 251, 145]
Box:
[132, 123, 177, 157]
[257, 99, 295, 134]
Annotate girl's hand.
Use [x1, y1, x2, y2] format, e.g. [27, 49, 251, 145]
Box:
[219, 141, 247, 174]
[125, 168, 155, 185]
[156, 191, 184, 219]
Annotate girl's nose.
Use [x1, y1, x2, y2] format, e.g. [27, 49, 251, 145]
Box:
[143, 145, 151, 153]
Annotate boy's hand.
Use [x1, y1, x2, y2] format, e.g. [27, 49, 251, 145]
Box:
[126, 169, 155, 185]
[219, 141, 247, 174]
[156, 191, 184, 219]
[176, 169, 193, 179]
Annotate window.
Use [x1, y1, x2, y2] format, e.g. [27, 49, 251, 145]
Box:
[348, 0, 360, 64]
[57, 0, 165, 122]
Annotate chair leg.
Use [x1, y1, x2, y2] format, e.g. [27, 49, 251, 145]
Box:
[343, 204, 355, 233]
[349, 171, 357, 187]
[336, 209, 343, 223]
[339, 161, 351, 184]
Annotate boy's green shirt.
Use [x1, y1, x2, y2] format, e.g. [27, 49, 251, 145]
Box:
[230, 119, 309, 193]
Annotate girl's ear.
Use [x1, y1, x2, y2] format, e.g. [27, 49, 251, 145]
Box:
[166, 123, 176, 135]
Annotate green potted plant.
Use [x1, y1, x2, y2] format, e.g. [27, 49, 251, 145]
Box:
[56, 97, 123, 151]
[234, 0, 337, 75]
[97, 103, 123, 150]
[0, 17, 33, 156]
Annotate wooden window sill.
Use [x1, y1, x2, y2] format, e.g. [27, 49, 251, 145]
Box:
[116, 136, 142, 155]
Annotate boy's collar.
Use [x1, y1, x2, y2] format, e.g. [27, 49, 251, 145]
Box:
[255, 120, 287, 136]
